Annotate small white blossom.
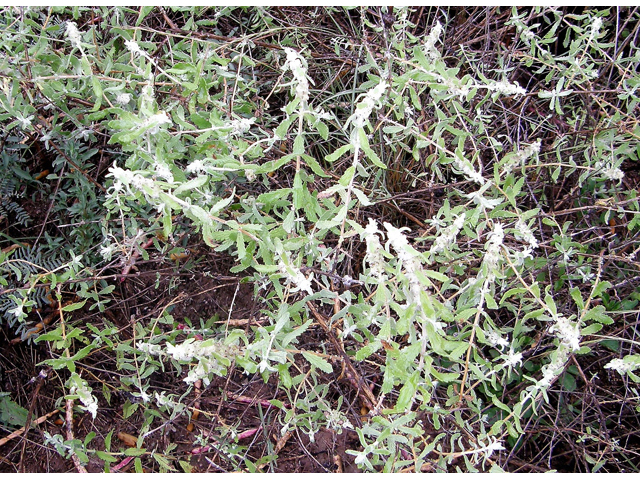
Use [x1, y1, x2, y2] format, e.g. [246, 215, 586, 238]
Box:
[131, 173, 156, 194]
[108, 164, 134, 192]
[137, 341, 163, 356]
[503, 349, 523, 368]
[515, 219, 539, 249]
[589, 17, 603, 42]
[482, 223, 505, 282]
[605, 357, 640, 375]
[100, 243, 116, 261]
[154, 162, 174, 182]
[15, 114, 34, 130]
[40, 131, 52, 150]
[549, 314, 581, 352]
[228, 117, 255, 136]
[8, 302, 25, 321]
[115, 92, 131, 105]
[277, 251, 313, 295]
[69, 374, 98, 419]
[482, 437, 506, 458]
[423, 21, 443, 60]
[282, 48, 311, 104]
[466, 184, 501, 210]
[154, 391, 176, 408]
[125, 39, 143, 56]
[142, 112, 172, 134]
[186, 159, 207, 174]
[537, 346, 570, 388]
[454, 156, 485, 185]
[245, 169, 256, 182]
[65, 21, 82, 50]
[596, 161, 624, 182]
[488, 79, 526, 96]
[486, 330, 509, 350]
[362, 218, 386, 280]
[346, 80, 388, 131]
[430, 213, 465, 254]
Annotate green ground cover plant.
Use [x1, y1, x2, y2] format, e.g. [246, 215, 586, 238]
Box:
[1, 6, 639, 472]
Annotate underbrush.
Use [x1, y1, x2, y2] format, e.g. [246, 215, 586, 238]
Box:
[1, 6, 640, 473]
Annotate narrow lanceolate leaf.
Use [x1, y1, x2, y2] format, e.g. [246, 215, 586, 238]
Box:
[301, 351, 333, 373]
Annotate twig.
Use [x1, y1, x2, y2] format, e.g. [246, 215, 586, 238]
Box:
[158, 7, 178, 30]
[111, 456, 134, 473]
[227, 393, 291, 410]
[0, 409, 59, 448]
[18, 369, 50, 472]
[306, 301, 378, 410]
[190, 426, 263, 455]
[65, 398, 88, 473]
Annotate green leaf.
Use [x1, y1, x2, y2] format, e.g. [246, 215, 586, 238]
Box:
[0, 392, 28, 426]
[236, 233, 246, 260]
[562, 372, 577, 392]
[325, 144, 352, 163]
[316, 121, 329, 140]
[389, 371, 419, 413]
[173, 175, 208, 196]
[124, 447, 146, 456]
[96, 450, 116, 462]
[136, 6, 154, 26]
[302, 154, 329, 177]
[600, 339, 619, 352]
[282, 319, 312, 347]
[105, 429, 113, 451]
[301, 351, 333, 373]
[316, 204, 348, 230]
[210, 188, 235, 215]
[61, 300, 87, 312]
[293, 133, 305, 155]
[91, 76, 103, 111]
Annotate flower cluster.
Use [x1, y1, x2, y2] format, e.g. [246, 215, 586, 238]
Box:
[108, 164, 158, 198]
[228, 117, 255, 136]
[485, 329, 509, 350]
[115, 92, 131, 105]
[537, 346, 570, 389]
[282, 47, 311, 104]
[589, 17, 603, 42]
[140, 111, 172, 135]
[154, 162, 174, 182]
[453, 155, 485, 185]
[483, 223, 505, 283]
[68, 373, 98, 418]
[362, 218, 386, 280]
[125, 39, 143, 57]
[501, 140, 541, 176]
[65, 21, 82, 50]
[502, 348, 524, 368]
[595, 160, 624, 182]
[430, 213, 465, 255]
[549, 313, 581, 352]
[514, 219, 539, 249]
[277, 251, 313, 295]
[604, 356, 640, 376]
[383, 221, 445, 330]
[158, 338, 242, 385]
[346, 80, 388, 131]
[423, 21, 443, 60]
[487, 79, 526, 96]
[384, 222, 422, 302]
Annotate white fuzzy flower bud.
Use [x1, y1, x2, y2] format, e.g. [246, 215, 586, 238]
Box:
[65, 21, 82, 50]
[125, 39, 143, 56]
[115, 92, 131, 105]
